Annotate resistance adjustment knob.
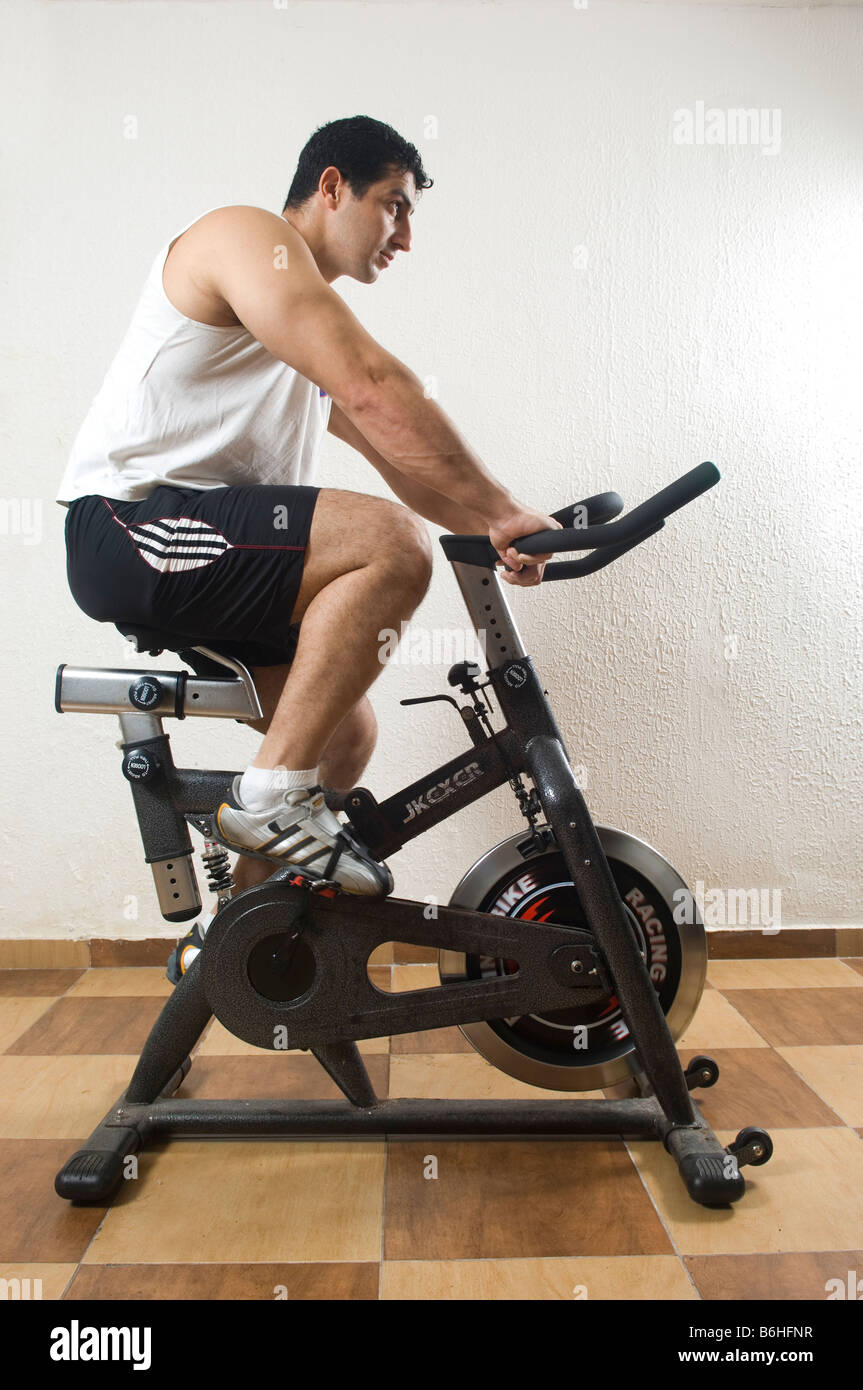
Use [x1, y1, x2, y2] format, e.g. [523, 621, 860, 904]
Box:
[128, 676, 162, 710]
[122, 748, 162, 782]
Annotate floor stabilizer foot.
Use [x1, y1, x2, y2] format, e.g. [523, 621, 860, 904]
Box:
[54, 1127, 140, 1203]
[678, 1149, 746, 1206]
[664, 1123, 748, 1206]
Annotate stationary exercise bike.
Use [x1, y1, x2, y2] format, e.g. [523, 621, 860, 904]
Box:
[53, 461, 772, 1208]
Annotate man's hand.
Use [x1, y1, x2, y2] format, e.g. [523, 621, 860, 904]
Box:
[488, 506, 564, 587]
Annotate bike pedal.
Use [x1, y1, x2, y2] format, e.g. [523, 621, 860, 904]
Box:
[307, 877, 341, 897]
[279, 870, 340, 898]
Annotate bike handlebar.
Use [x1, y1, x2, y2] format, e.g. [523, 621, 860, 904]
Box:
[439, 462, 721, 580]
[510, 461, 720, 581]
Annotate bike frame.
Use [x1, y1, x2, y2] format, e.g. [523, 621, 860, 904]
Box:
[57, 559, 693, 1114]
[53, 467, 757, 1206]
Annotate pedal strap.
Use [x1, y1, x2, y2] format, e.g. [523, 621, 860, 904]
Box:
[323, 830, 350, 881]
[305, 802, 386, 890]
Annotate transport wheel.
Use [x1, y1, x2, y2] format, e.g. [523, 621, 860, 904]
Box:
[728, 1126, 773, 1167]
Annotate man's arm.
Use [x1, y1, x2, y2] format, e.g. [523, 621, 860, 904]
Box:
[203, 205, 560, 581]
[327, 401, 487, 534]
[203, 207, 517, 525]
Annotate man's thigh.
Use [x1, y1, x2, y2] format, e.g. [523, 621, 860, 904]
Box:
[289, 487, 431, 624]
[65, 482, 320, 667]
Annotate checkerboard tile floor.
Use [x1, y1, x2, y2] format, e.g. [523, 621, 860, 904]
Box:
[1, 956, 862, 1300]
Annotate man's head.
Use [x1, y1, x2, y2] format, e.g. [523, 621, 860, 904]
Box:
[281, 115, 433, 284]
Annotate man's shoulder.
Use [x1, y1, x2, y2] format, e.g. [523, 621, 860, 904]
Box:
[181, 205, 302, 248]
[164, 206, 314, 324]
[173, 205, 314, 281]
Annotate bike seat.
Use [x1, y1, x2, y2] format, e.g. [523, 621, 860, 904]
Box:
[117, 623, 195, 655]
[116, 623, 243, 680]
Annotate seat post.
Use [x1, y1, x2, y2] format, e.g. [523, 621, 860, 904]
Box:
[116, 710, 203, 924]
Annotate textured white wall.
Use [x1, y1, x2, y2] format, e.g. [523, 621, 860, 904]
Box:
[1, 0, 860, 939]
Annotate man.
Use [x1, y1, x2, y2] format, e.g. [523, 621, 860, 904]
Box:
[57, 115, 561, 979]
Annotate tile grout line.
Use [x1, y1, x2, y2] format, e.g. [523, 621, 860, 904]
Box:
[713, 984, 863, 1098]
[65, 1204, 117, 1295]
[763, 1044, 861, 1131]
[58, 966, 133, 1296]
[379, 1013, 393, 1300]
[620, 1133, 703, 1299]
[379, 1146, 388, 1299]
[704, 988, 779, 1051]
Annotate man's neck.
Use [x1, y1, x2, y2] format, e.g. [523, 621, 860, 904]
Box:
[280, 211, 339, 284]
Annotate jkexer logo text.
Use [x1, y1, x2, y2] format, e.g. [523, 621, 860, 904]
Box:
[403, 762, 482, 823]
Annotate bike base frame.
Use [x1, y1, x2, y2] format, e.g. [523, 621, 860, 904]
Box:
[55, 1069, 745, 1210]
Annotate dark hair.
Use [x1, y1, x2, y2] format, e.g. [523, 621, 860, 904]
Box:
[282, 115, 433, 212]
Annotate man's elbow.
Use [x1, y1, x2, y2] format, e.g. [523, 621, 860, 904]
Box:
[344, 356, 415, 420]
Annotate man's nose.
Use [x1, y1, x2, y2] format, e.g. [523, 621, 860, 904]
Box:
[391, 223, 411, 254]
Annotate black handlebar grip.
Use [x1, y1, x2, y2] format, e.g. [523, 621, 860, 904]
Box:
[550, 491, 624, 528]
[541, 518, 666, 580]
[626, 461, 720, 526]
[513, 462, 720, 555]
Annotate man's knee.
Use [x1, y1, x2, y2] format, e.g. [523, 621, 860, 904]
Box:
[384, 504, 434, 595]
[300, 489, 433, 602]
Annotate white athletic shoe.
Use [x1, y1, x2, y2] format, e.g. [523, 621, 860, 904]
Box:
[214, 779, 393, 896]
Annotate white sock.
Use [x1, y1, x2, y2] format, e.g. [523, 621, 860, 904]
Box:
[239, 764, 319, 811]
[197, 908, 216, 939]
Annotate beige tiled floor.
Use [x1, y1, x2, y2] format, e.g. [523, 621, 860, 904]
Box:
[1, 957, 862, 1300]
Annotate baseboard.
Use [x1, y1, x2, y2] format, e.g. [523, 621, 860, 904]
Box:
[0, 925, 860, 969]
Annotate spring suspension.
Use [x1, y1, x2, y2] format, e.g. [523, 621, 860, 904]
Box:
[201, 839, 235, 909]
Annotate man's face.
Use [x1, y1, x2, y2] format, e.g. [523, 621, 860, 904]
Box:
[331, 166, 416, 283]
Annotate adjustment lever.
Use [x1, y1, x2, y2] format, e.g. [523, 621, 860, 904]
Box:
[400, 662, 494, 714]
[400, 692, 461, 711]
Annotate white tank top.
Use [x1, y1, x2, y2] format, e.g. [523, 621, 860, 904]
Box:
[55, 207, 331, 506]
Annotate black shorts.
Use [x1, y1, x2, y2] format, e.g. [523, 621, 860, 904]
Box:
[64, 482, 320, 668]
